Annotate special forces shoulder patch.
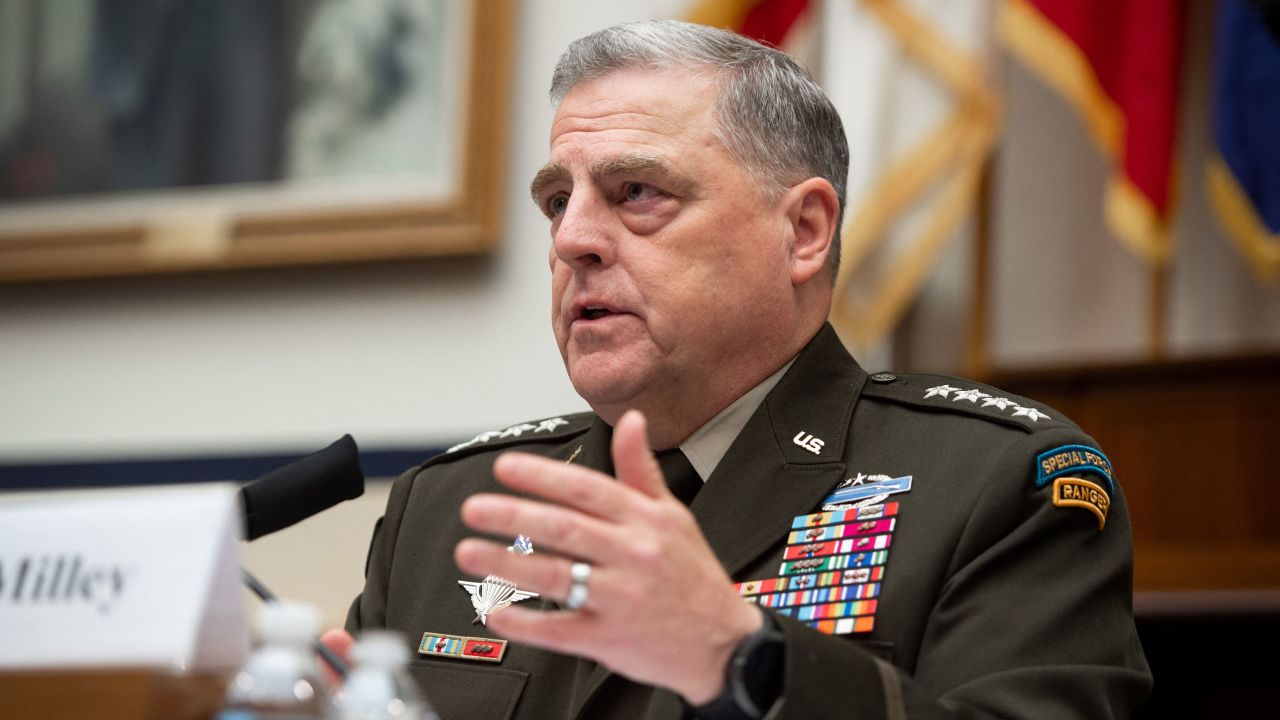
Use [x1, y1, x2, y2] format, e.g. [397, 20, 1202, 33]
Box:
[1036, 444, 1114, 492]
[1037, 444, 1113, 530]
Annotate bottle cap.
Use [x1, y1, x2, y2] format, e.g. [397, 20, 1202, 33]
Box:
[258, 601, 320, 644]
[351, 630, 409, 667]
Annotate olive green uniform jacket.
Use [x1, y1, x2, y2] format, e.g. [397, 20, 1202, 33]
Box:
[348, 324, 1152, 719]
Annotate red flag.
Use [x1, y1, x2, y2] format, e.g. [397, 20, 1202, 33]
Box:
[685, 0, 809, 48]
[999, 0, 1187, 263]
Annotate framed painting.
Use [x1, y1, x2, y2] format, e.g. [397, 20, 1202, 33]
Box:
[0, 0, 512, 282]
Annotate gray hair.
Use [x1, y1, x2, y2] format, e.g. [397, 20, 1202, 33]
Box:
[550, 20, 849, 277]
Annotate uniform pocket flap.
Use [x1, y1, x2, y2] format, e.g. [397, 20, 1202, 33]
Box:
[407, 660, 529, 720]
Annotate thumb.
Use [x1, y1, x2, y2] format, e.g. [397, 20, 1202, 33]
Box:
[319, 627, 355, 687]
[611, 410, 668, 499]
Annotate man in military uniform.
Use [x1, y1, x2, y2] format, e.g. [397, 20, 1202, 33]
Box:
[333, 20, 1151, 719]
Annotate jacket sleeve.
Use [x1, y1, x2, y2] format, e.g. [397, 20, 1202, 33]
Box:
[345, 463, 420, 633]
[767, 428, 1152, 719]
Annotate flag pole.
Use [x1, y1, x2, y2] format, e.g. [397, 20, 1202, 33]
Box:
[1150, 262, 1169, 359]
[965, 153, 995, 381]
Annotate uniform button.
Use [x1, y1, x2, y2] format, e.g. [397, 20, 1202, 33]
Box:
[870, 373, 897, 383]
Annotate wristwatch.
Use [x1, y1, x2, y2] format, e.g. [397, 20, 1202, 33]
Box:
[692, 607, 786, 720]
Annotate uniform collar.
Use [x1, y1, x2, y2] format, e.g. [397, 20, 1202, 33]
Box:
[679, 357, 795, 482]
[692, 322, 868, 575]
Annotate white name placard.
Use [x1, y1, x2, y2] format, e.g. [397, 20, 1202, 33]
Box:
[0, 483, 246, 671]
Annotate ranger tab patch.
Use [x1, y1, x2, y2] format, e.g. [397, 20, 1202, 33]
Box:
[1052, 477, 1111, 530]
[1036, 444, 1114, 492]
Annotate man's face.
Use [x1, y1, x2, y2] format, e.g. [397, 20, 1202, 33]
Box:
[532, 67, 797, 424]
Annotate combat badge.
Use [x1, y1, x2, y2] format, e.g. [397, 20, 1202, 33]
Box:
[821, 473, 912, 511]
[1052, 477, 1110, 530]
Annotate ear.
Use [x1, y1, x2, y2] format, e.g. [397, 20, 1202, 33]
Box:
[781, 177, 839, 286]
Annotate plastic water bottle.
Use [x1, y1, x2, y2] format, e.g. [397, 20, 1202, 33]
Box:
[331, 630, 437, 720]
[217, 601, 332, 720]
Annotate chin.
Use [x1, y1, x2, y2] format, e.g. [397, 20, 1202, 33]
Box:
[567, 363, 649, 413]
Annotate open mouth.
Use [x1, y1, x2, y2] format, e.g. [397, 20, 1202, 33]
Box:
[581, 307, 613, 320]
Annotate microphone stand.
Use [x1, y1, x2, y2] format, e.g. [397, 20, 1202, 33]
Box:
[243, 568, 350, 679]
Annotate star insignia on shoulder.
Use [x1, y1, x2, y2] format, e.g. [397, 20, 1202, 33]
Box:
[447, 430, 502, 453]
[922, 385, 1052, 423]
[924, 384, 960, 399]
[1011, 406, 1051, 422]
[981, 396, 1016, 410]
[446, 417, 575, 453]
[535, 417, 569, 433]
[499, 423, 537, 438]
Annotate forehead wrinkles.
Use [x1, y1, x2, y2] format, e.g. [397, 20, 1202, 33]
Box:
[550, 112, 689, 159]
[550, 75, 715, 150]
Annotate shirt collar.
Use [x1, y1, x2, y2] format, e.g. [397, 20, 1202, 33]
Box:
[678, 358, 796, 482]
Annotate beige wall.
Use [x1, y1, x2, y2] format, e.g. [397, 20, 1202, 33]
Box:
[241, 480, 393, 630]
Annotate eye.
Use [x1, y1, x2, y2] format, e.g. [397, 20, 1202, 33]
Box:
[622, 182, 653, 203]
[546, 194, 569, 217]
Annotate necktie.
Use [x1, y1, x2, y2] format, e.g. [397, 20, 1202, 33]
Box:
[656, 449, 702, 506]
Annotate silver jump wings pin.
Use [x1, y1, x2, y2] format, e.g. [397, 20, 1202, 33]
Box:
[458, 535, 539, 625]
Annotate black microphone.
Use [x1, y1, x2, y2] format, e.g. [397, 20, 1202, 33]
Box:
[239, 434, 364, 541]
[237, 434, 365, 678]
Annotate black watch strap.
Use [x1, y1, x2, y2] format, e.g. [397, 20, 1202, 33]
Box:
[691, 607, 786, 720]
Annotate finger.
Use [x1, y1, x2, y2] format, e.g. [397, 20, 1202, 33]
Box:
[482, 604, 597, 660]
[318, 628, 354, 687]
[612, 410, 668, 499]
[493, 451, 635, 522]
[460, 493, 623, 563]
[454, 538, 588, 598]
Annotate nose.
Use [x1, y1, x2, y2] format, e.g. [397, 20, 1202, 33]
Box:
[552, 192, 615, 271]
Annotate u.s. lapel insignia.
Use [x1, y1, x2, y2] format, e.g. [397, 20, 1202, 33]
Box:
[792, 431, 825, 455]
[457, 535, 539, 624]
[419, 632, 508, 663]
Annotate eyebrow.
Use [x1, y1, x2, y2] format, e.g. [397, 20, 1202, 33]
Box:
[528, 154, 677, 202]
[529, 161, 569, 202]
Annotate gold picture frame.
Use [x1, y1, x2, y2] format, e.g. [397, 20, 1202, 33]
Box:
[0, 0, 512, 282]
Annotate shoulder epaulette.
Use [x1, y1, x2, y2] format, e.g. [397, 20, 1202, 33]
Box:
[860, 371, 1076, 433]
[429, 412, 595, 464]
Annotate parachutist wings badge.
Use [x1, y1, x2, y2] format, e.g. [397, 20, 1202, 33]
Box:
[457, 535, 539, 625]
[459, 575, 539, 625]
